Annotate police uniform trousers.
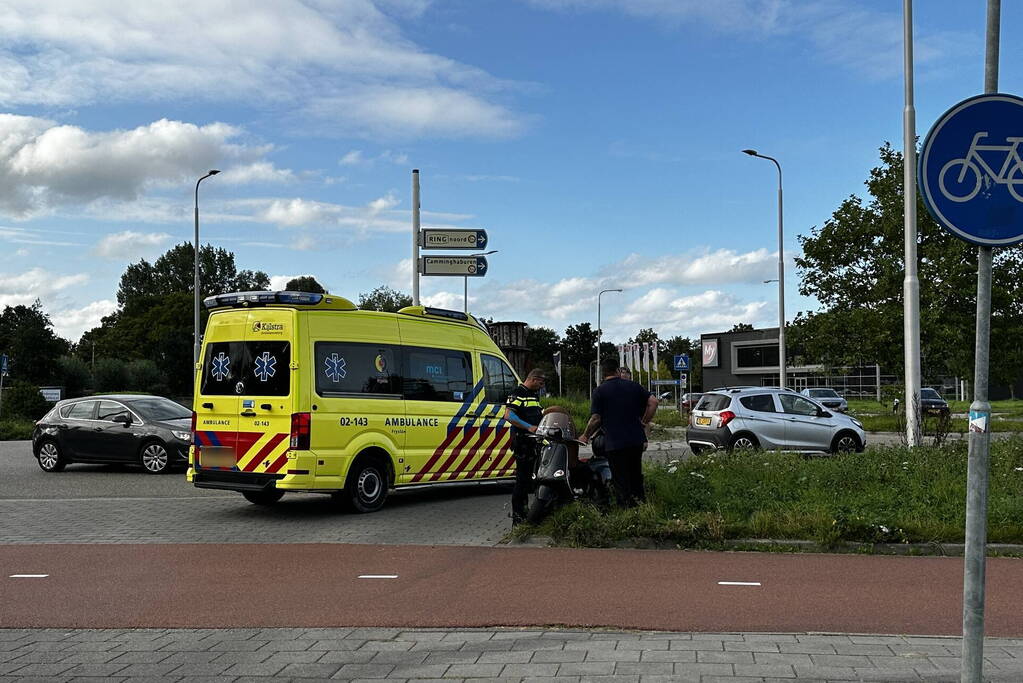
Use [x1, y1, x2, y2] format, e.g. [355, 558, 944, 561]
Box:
[511, 436, 537, 519]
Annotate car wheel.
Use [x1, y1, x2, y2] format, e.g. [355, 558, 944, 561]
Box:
[831, 431, 861, 454]
[339, 455, 390, 513]
[242, 489, 285, 506]
[37, 439, 66, 472]
[140, 441, 171, 474]
[728, 433, 760, 452]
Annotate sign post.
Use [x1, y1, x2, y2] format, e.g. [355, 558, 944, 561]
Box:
[918, 5, 1015, 678]
[0, 354, 6, 419]
[674, 354, 690, 412]
[419, 256, 489, 277]
[420, 229, 488, 250]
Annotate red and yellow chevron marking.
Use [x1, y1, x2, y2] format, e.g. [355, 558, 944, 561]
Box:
[196, 430, 290, 473]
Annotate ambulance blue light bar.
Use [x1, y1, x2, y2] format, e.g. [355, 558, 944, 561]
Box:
[204, 291, 324, 308]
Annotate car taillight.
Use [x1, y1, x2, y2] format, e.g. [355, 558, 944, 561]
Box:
[719, 410, 736, 427]
[290, 412, 311, 450]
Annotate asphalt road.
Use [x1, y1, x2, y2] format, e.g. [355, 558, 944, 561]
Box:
[3, 543, 1023, 637]
[0, 441, 513, 545]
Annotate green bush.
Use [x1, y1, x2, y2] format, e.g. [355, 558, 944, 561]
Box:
[127, 359, 165, 393]
[56, 355, 91, 398]
[92, 357, 130, 392]
[0, 419, 35, 440]
[0, 381, 51, 420]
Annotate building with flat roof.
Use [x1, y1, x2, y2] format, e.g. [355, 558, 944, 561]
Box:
[700, 327, 823, 392]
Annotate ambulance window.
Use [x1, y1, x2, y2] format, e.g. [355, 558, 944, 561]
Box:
[244, 341, 291, 396]
[482, 354, 517, 404]
[402, 347, 472, 402]
[201, 342, 244, 396]
[315, 342, 400, 397]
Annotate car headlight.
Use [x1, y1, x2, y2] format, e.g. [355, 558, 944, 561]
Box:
[850, 419, 863, 428]
[172, 430, 192, 442]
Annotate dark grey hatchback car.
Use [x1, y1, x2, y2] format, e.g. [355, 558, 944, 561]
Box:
[32, 395, 192, 474]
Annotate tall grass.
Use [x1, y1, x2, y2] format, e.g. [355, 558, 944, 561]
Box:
[525, 438, 1023, 548]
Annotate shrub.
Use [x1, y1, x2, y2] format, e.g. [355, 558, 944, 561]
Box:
[127, 359, 165, 393]
[0, 419, 35, 440]
[92, 358, 130, 392]
[0, 381, 51, 420]
[56, 355, 91, 398]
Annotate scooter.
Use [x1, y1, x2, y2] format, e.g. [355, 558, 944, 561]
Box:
[525, 408, 614, 525]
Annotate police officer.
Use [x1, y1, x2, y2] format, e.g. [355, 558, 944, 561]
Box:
[504, 369, 546, 525]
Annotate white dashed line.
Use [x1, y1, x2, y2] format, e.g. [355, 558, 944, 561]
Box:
[718, 581, 761, 586]
[358, 575, 398, 579]
[9, 574, 48, 578]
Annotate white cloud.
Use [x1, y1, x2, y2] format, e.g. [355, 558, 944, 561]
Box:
[610, 248, 778, 288]
[94, 230, 172, 259]
[0, 268, 89, 308]
[0, 226, 83, 247]
[340, 150, 365, 166]
[217, 162, 295, 185]
[341, 149, 410, 166]
[0, 1, 528, 138]
[0, 115, 276, 217]
[50, 299, 118, 341]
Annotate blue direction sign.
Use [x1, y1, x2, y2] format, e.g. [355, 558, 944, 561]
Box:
[0, 354, 7, 375]
[919, 93, 1023, 246]
[419, 255, 488, 277]
[673, 354, 689, 371]
[420, 229, 488, 250]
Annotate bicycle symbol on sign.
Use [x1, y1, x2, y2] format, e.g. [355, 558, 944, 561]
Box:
[939, 131, 1023, 203]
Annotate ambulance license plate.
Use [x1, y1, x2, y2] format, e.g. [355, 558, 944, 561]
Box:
[695, 416, 711, 426]
[200, 446, 236, 468]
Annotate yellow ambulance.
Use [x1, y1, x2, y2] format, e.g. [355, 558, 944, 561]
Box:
[187, 291, 522, 512]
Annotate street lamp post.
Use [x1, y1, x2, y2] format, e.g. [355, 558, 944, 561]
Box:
[464, 250, 498, 312]
[194, 170, 220, 366]
[596, 288, 623, 388]
[743, 149, 786, 389]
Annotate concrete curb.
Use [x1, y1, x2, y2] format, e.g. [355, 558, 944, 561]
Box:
[505, 535, 1023, 556]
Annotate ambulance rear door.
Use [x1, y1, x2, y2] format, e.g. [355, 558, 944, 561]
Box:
[194, 310, 248, 470]
[234, 309, 296, 475]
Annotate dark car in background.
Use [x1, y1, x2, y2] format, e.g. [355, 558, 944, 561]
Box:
[920, 387, 950, 416]
[32, 395, 192, 474]
[681, 392, 704, 411]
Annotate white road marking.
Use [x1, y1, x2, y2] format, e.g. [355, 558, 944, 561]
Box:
[9, 574, 48, 578]
[358, 574, 398, 579]
[718, 581, 761, 586]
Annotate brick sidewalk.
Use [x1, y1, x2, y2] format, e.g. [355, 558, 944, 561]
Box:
[2, 627, 1022, 681]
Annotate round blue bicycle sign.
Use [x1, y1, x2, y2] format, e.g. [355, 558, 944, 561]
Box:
[919, 93, 1023, 247]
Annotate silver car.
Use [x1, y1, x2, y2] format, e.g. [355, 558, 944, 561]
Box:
[686, 387, 865, 454]
[800, 387, 848, 413]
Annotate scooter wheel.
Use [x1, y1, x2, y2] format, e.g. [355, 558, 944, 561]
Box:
[526, 492, 556, 525]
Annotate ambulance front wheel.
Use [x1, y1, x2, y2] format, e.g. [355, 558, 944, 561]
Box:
[242, 489, 285, 506]
[339, 454, 390, 513]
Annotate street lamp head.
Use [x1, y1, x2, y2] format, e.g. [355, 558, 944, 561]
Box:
[208, 169, 220, 175]
[742, 149, 758, 156]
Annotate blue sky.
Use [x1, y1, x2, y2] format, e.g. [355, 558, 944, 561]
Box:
[1, 0, 1020, 343]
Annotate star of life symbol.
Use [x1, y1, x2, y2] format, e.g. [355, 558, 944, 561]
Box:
[211, 352, 230, 381]
[254, 352, 276, 382]
[325, 353, 346, 382]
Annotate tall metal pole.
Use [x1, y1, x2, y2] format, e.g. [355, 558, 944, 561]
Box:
[903, 0, 922, 447]
[193, 170, 219, 366]
[463, 276, 468, 313]
[596, 289, 622, 387]
[962, 3, 999, 681]
[743, 151, 785, 389]
[412, 169, 421, 306]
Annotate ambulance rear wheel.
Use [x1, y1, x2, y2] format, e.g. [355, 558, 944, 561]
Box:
[341, 456, 390, 513]
[242, 489, 285, 506]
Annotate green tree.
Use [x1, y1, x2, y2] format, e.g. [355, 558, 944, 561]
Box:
[358, 286, 412, 312]
[794, 142, 1023, 385]
[56, 356, 91, 398]
[93, 358, 130, 392]
[562, 322, 598, 370]
[526, 326, 560, 380]
[0, 302, 69, 385]
[285, 276, 327, 294]
[730, 323, 755, 332]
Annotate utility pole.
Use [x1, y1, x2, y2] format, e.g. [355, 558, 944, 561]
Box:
[412, 170, 421, 306]
[903, 0, 922, 447]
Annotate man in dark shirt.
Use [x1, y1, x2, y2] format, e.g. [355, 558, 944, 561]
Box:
[580, 358, 657, 507]
[504, 369, 546, 524]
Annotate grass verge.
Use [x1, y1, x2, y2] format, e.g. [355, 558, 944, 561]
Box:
[513, 438, 1023, 548]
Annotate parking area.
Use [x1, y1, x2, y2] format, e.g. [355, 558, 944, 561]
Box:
[0, 441, 512, 546]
